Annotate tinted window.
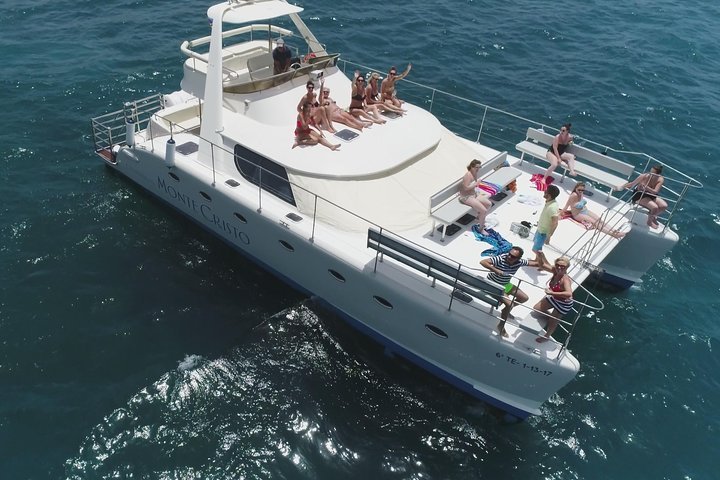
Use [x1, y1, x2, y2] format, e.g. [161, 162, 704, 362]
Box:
[234, 145, 296, 206]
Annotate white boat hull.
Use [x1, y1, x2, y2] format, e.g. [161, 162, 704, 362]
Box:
[109, 146, 580, 419]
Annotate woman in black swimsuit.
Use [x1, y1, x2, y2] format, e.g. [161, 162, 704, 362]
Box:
[619, 164, 667, 228]
[348, 72, 385, 125]
[543, 123, 577, 184]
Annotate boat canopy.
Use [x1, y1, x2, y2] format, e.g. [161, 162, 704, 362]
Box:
[207, 0, 303, 24]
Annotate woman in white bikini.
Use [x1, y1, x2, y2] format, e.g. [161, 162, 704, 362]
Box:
[459, 159, 492, 235]
[320, 87, 370, 131]
[365, 72, 405, 114]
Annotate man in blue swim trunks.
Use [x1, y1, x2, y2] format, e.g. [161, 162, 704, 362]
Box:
[533, 184, 560, 271]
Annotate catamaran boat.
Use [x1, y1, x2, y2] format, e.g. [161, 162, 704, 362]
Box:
[91, 0, 701, 419]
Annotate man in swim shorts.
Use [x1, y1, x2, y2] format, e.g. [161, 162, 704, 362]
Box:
[481, 246, 543, 337]
[532, 184, 560, 271]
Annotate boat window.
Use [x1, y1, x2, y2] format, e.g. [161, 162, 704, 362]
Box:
[234, 145, 296, 206]
[425, 324, 448, 339]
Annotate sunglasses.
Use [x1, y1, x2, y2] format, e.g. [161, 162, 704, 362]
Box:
[555, 264, 568, 269]
[508, 253, 521, 260]
[307, 85, 314, 89]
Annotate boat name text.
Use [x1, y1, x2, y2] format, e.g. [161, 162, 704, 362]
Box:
[157, 177, 250, 245]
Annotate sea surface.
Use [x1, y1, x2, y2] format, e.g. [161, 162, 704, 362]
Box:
[1, 0, 719, 478]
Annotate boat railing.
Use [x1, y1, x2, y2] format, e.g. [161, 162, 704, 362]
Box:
[90, 93, 164, 156]
[210, 140, 603, 358]
[181, 24, 339, 94]
[338, 59, 703, 233]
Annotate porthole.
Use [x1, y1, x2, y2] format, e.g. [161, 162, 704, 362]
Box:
[425, 324, 448, 339]
[200, 191, 212, 201]
[279, 240, 294, 252]
[233, 212, 247, 224]
[452, 289, 473, 303]
[328, 269, 346, 283]
[286, 212, 303, 222]
[168, 172, 180, 181]
[225, 179, 240, 187]
[373, 295, 393, 309]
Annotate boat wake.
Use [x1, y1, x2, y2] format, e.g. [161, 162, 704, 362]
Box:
[62, 303, 517, 478]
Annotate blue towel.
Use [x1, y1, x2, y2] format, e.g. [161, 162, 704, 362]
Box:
[471, 226, 512, 256]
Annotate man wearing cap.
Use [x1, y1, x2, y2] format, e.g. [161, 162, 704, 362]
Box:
[272, 38, 292, 74]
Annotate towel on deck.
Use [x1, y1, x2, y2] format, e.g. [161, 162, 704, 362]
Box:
[530, 173, 554, 191]
[560, 210, 593, 229]
[476, 180, 502, 196]
[472, 226, 513, 256]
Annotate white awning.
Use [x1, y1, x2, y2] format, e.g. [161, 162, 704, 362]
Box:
[207, 0, 303, 24]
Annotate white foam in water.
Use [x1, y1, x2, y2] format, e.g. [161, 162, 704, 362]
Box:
[178, 354, 203, 371]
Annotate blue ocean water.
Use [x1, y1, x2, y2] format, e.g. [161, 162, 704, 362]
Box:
[1, 0, 719, 478]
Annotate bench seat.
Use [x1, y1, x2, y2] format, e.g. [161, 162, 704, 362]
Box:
[367, 228, 503, 308]
[516, 128, 635, 201]
[429, 151, 520, 241]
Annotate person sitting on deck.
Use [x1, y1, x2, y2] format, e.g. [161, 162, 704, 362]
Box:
[380, 64, 412, 108]
[543, 123, 577, 184]
[480, 246, 544, 338]
[320, 86, 371, 131]
[272, 38, 293, 74]
[348, 72, 386, 125]
[292, 102, 340, 151]
[562, 182, 626, 239]
[297, 80, 336, 133]
[618, 164, 668, 229]
[534, 257, 574, 343]
[459, 159, 493, 235]
[365, 72, 405, 114]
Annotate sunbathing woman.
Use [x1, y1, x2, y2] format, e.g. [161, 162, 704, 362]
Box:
[543, 123, 577, 184]
[380, 64, 411, 108]
[460, 159, 493, 235]
[293, 102, 340, 151]
[562, 182, 625, 238]
[618, 164, 668, 229]
[320, 86, 371, 131]
[296, 80, 335, 133]
[365, 72, 405, 114]
[349, 72, 386, 125]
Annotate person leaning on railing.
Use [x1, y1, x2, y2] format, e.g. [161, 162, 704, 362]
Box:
[480, 246, 545, 338]
[534, 257, 574, 343]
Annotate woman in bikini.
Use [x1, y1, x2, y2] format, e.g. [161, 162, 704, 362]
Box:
[296, 80, 335, 133]
[534, 257, 574, 343]
[459, 159, 493, 235]
[320, 86, 370, 131]
[380, 64, 411, 108]
[618, 164, 668, 229]
[365, 72, 405, 114]
[562, 182, 625, 239]
[543, 123, 577, 184]
[292, 102, 340, 151]
[349, 72, 385, 125]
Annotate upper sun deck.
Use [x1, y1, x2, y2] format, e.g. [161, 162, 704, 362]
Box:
[217, 69, 445, 179]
